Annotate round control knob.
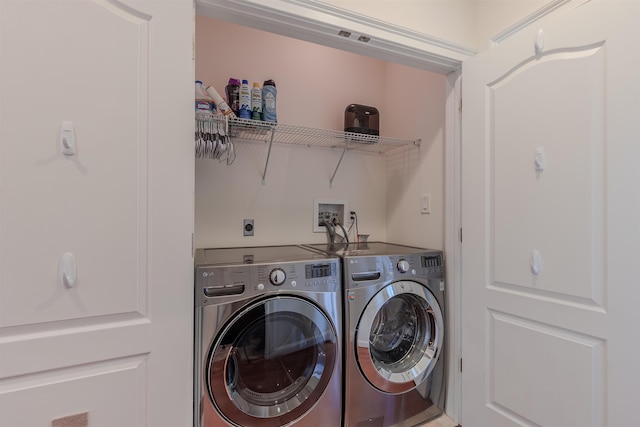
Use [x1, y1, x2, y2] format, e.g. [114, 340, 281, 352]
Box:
[257, 283, 265, 291]
[269, 268, 286, 286]
[397, 259, 410, 273]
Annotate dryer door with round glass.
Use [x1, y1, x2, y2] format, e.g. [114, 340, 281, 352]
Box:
[207, 296, 338, 426]
[356, 280, 443, 394]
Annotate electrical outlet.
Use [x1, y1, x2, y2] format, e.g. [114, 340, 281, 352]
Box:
[313, 199, 348, 232]
[243, 219, 254, 236]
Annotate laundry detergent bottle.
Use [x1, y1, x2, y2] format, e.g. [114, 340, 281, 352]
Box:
[251, 82, 262, 121]
[195, 80, 214, 112]
[262, 79, 277, 123]
[225, 78, 241, 116]
[239, 79, 252, 119]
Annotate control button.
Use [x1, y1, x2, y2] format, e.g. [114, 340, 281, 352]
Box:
[397, 259, 410, 273]
[269, 268, 286, 286]
[291, 280, 297, 287]
[257, 283, 265, 291]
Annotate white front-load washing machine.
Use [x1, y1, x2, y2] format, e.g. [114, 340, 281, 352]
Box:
[194, 245, 342, 427]
[304, 242, 446, 427]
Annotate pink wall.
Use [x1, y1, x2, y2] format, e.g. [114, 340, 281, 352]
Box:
[196, 16, 386, 131]
[194, 15, 446, 250]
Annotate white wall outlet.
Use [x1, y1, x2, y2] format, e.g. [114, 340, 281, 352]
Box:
[313, 198, 348, 232]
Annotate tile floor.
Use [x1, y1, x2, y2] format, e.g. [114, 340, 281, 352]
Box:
[418, 413, 458, 427]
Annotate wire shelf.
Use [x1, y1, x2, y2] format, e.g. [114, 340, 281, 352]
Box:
[195, 112, 421, 185]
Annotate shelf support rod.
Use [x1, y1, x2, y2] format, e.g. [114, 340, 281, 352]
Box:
[330, 139, 351, 188]
[261, 127, 276, 185]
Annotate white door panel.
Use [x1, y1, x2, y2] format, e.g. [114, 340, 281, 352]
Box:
[490, 311, 605, 427]
[461, 1, 640, 426]
[1, 0, 148, 327]
[0, 0, 193, 425]
[491, 45, 605, 306]
[0, 355, 145, 427]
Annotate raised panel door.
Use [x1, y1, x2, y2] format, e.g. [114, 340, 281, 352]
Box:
[0, 1, 194, 425]
[461, 1, 640, 426]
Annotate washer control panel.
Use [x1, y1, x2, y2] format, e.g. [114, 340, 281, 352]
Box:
[196, 259, 340, 306]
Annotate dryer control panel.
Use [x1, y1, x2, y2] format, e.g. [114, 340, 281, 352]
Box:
[388, 254, 443, 279]
[346, 251, 444, 289]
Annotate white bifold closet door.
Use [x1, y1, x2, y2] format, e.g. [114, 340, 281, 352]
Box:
[461, 1, 640, 426]
[0, 1, 194, 426]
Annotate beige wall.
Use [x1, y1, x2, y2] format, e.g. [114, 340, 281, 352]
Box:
[472, 0, 551, 49]
[322, 0, 476, 48]
[322, 0, 550, 51]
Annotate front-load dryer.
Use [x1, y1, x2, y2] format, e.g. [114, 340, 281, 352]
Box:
[194, 245, 342, 427]
[303, 242, 446, 427]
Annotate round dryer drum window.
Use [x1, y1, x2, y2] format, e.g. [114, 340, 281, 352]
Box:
[356, 280, 443, 394]
[207, 296, 338, 427]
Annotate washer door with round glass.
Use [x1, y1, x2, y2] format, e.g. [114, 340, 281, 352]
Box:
[207, 296, 338, 427]
[356, 280, 443, 394]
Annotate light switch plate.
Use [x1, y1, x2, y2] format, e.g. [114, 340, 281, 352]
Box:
[421, 194, 431, 214]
